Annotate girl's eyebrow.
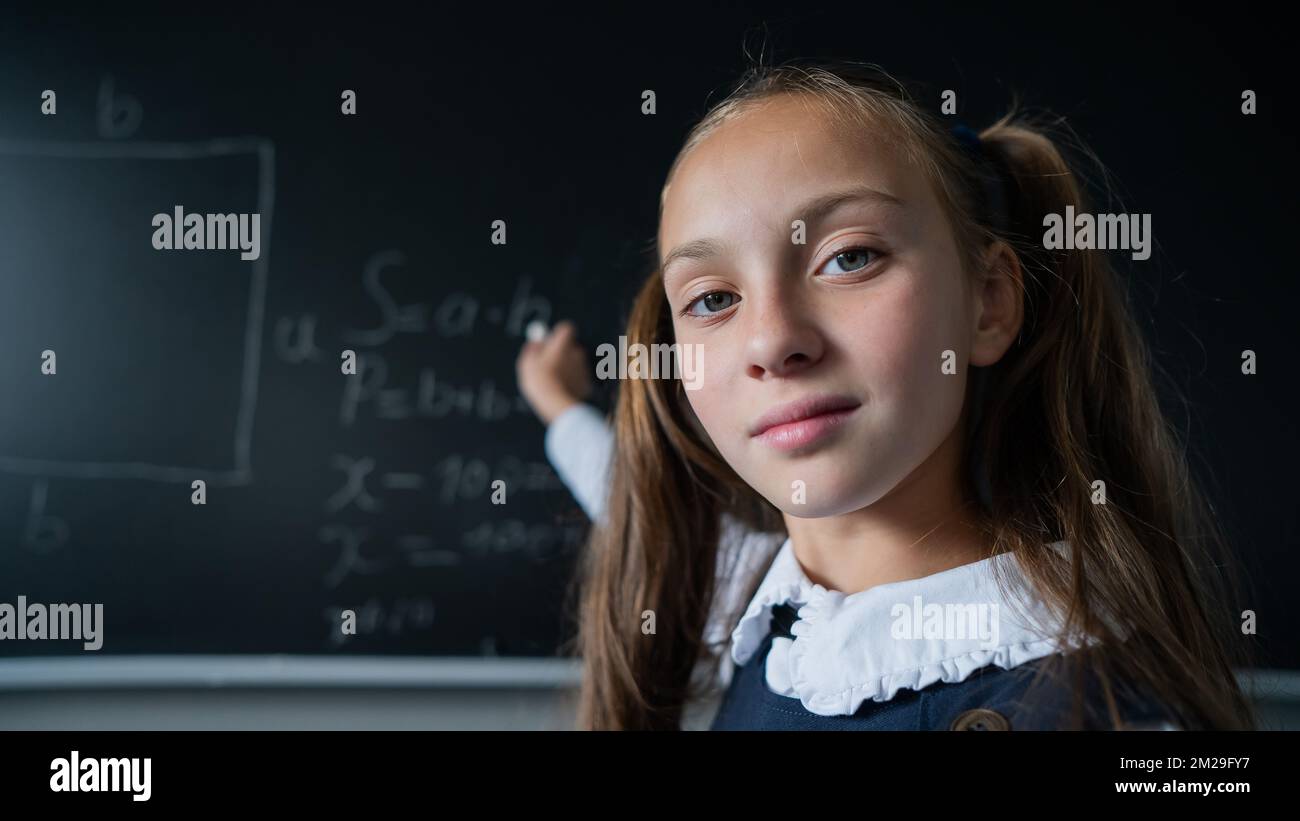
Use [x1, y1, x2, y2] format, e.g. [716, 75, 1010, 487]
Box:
[661, 184, 903, 286]
[661, 238, 727, 286]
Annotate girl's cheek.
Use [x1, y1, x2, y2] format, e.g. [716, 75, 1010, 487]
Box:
[839, 275, 966, 403]
[685, 338, 754, 450]
[889, 275, 972, 420]
[832, 281, 925, 382]
[680, 353, 728, 434]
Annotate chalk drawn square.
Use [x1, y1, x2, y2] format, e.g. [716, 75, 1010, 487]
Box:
[0, 139, 273, 485]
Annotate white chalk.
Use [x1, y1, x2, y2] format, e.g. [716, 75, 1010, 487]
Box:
[526, 321, 548, 343]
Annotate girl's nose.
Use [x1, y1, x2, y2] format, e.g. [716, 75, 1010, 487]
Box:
[743, 289, 826, 380]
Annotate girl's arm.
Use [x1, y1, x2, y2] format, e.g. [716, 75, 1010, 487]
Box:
[516, 320, 607, 519]
[542, 401, 613, 522]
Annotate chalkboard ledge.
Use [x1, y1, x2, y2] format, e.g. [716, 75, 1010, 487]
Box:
[0, 655, 583, 690]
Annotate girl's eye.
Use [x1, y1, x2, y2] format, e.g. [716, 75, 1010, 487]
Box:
[684, 291, 739, 317]
[679, 247, 880, 318]
[819, 247, 879, 277]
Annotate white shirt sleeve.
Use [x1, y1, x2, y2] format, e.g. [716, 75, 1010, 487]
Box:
[543, 402, 615, 523]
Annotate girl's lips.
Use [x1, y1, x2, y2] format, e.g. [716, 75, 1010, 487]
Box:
[752, 405, 860, 452]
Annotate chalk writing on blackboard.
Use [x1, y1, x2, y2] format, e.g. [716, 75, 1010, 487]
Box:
[338, 353, 533, 426]
[323, 596, 435, 647]
[273, 314, 322, 364]
[0, 136, 274, 486]
[22, 480, 69, 554]
[96, 75, 143, 140]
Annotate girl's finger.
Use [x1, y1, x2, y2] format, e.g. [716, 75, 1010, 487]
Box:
[547, 321, 576, 352]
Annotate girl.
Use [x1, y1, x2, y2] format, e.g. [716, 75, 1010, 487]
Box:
[517, 60, 1255, 731]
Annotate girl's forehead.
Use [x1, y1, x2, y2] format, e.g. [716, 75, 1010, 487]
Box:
[687, 99, 906, 184]
[659, 100, 925, 248]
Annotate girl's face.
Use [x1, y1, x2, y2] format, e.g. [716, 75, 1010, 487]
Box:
[659, 95, 990, 518]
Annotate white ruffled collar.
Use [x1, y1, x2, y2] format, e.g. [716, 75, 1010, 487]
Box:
[729, 537, 1084, 716]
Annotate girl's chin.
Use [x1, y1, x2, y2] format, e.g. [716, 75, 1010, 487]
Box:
[762, 485, 865, 519]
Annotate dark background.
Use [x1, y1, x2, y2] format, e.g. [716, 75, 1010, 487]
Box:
[0, 3, 1294, 668]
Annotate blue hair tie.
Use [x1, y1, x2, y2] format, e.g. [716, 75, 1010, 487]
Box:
[950, 123, 1009, 233]
[951, 123, 984, 154]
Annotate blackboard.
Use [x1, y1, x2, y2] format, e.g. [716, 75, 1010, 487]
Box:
[0, 6, 1297, 672]
[0, 12, 672, 659]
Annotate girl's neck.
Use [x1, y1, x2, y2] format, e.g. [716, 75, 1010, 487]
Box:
[785, 504, 991, 595]
[782, 424, 992, 595]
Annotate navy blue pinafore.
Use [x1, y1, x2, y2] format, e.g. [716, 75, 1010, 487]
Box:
[709, 604, 1177, 731]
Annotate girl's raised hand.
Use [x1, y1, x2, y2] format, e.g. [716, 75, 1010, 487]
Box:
[515, 320, 593, 425]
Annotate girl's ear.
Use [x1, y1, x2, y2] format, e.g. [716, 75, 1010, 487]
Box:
[970, 240, 1025, 368]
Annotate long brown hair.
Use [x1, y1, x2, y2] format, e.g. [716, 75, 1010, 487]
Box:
[563, 59, 1255, 730]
